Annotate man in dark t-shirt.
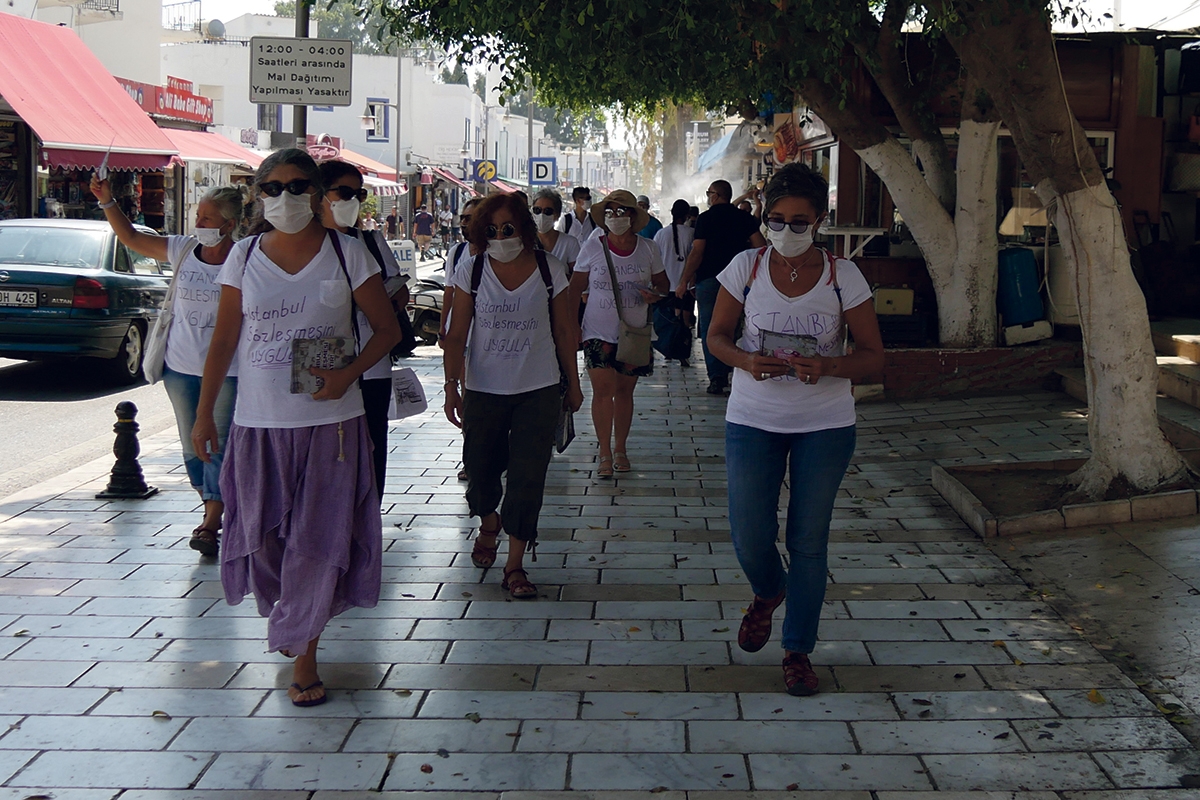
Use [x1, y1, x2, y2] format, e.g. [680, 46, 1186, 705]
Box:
[676, 179, 766, 394]
[385, 210, 398, 239]
[414, 206, 435, 260]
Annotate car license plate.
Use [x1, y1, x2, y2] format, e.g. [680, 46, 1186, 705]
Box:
[0, 290, 37, 308]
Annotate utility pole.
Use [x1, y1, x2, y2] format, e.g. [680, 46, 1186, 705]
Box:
[292, 0, 309, 148]
[527, 88, 533, 188]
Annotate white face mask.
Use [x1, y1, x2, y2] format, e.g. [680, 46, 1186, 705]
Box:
[534, 212, 556, 233]
[606, 217, 632, 236]
[767, 225, 814, 258]
[487, 237, 524, 262]
[330, 198, 360, 229]
[195, 227, 226, 247]
[263, 192, 314, 234]
[577, 200, 591, 212]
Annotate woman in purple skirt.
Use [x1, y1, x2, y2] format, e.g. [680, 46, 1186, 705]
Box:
[191, 149, 401, 707]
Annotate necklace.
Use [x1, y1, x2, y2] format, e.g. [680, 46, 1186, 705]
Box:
[778, 250, 814, 282]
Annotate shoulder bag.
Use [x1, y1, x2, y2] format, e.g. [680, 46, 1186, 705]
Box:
[601, 237, 652, 367]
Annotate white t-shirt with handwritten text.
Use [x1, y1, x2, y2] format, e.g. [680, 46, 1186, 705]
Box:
[164, 235, 237, 378]
[653, 223, 696, 291]
[546, 231, 581, 267]
[451, 252, 569, 396]
[716, 247, 872, 434]
[218, 233, 375, 428]
[574, 236, 665, 344]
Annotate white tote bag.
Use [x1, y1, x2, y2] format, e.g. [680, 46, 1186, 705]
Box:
[387, 366, 429, 420]
[143, 266, 181, 385]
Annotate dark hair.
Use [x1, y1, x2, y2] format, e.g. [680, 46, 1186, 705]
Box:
[709, 180, 733, 202]
[467, 192, 537, 252]
[670, 199, 689, 223]
[764, 162, 829, 217]
[459, 197, 483, 244]
[247, 148, 323, 234]
[533, 188, 563, 215]
[318, 159, 363, 190]
[687, 205, 700, 218]
[572, 186, 591, 200]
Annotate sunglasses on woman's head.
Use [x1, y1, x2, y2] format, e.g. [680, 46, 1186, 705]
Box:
[603, 207, 634, 218]
[326, 185, 368, 202]
[765, 218, 811, 234]
[485, 222, 517, 239]
[258, 179, 313, 197]
[531, 206, 557, 216]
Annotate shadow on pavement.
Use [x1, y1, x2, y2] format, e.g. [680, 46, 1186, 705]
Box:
[0, 358, 144, 401]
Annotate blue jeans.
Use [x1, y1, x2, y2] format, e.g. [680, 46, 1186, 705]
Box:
[162, 366, 236, 502]
[726, 421, 857, 654]
[695, 278, 729, 383]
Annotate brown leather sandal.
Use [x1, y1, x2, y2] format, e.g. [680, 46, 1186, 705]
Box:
[501, 566, 538, 600]
[783, 652, 820, 696]
[470, 514, 501, 568]
[188, 526, 219, 557]
[737, 588, 786, 652]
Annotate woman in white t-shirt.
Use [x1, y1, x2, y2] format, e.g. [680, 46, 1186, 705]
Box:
[532, 188, 581, 270]
[653, 199, 696, 293]
[91, 176, 245, 558]
[569, 189, 669, 478]
[191, 149, 401, 708]
[443, 193, 583, 600]
[707, 163, 883, 697]
[319, 159, 408, 501]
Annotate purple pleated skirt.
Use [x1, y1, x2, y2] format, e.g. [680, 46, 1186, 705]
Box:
[219, 416, 382, 655]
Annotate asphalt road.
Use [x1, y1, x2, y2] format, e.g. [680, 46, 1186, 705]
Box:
[0, 358, 177, 501]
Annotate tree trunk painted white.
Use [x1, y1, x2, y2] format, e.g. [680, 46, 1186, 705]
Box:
[912, 138, 955, 211]
[1043, 182, 1188, 497]
[943, 118, 1001, 347]
[857, 134, 997, 347]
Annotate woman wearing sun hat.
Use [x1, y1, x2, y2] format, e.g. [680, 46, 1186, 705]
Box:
[569, 189, 669, 478]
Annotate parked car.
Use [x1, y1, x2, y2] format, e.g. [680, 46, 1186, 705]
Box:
[0, 219, 170, 383]
[409, 274, 444, 346]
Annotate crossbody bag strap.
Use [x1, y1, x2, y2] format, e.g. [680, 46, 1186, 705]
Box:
[600, 236, 628, 327]
[824, 250, 848, 352]
[356, 228, 388, 277]
[327, 230, 362, 351]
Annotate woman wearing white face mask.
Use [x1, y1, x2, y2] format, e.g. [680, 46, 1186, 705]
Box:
[191, 148, 401, 708]
[568, 189, 669, 478]
[442, 193, 583, 599]
[318, 159, 410, 501]
[532, 188, 580, 271]
[91, 175, 245, 557]
[706, 163, 883, 697]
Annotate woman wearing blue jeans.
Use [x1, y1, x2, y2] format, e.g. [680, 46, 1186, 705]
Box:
[706, 163, 884, 695]
[93, 175, 244, 556]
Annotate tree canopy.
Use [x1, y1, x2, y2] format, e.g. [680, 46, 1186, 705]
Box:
[276, 0, 396, 54]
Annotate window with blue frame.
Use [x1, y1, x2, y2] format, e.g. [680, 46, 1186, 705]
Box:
[365, 98, 390, 142]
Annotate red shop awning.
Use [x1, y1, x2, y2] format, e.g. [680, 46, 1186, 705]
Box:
[489, 179, 520, 194]
[0, 14, 176, 171]
[163, 129, 264, 168]
[338, 148, 397, 182]
[430, 167, 477, 196]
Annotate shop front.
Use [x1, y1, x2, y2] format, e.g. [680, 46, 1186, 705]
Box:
[0, 14, 177, 226]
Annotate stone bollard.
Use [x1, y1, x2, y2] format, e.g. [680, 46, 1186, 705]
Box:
[95, 401, 159, 500]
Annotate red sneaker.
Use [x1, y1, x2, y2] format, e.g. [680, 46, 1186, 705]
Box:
[783, 653, 820, 696]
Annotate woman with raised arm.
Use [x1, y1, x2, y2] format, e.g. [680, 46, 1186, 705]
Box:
[91, 175, 244, 557]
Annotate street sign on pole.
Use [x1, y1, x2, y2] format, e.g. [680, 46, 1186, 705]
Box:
[250, 37, 354, 106]
[472, 160, 498, 182]
[529, 157, 557, 186]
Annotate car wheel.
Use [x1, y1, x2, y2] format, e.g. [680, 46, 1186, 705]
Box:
[103, 321, 145, 384]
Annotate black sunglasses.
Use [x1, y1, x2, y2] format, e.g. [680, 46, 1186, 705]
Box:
[765, 218, 811, 234]
[485, 222, 517, 239]
[326, 185, 368, 202]
[531, 207, 557, 216]
[258, 179, 314, 197]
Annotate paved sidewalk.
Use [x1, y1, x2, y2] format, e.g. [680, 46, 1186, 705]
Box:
[0, 346, 1199, 797]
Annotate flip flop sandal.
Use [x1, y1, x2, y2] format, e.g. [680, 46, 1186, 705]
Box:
[597, 456, 614, 479]
[613, 452, 632, 472]
[188, 526, 219, 557]
[471, 514, 502, 569]
[501, 567, 538, 600]
[289, 680, 327, 707]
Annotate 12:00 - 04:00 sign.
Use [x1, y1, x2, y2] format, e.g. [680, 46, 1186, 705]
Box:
[255, 43, 348, 56]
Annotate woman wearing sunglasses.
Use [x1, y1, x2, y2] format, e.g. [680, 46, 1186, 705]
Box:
[442, 193, 583, 599]
[706, 163, 883, 696]
[569, 189, 669, 478]
[318, 159, 411, 501]
[531, 188, 580, 271]
[90, 176, 246, 557]
[191, 148, 401, 708]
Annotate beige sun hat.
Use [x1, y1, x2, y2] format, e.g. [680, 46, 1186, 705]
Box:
[590, 189, 650, 234]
